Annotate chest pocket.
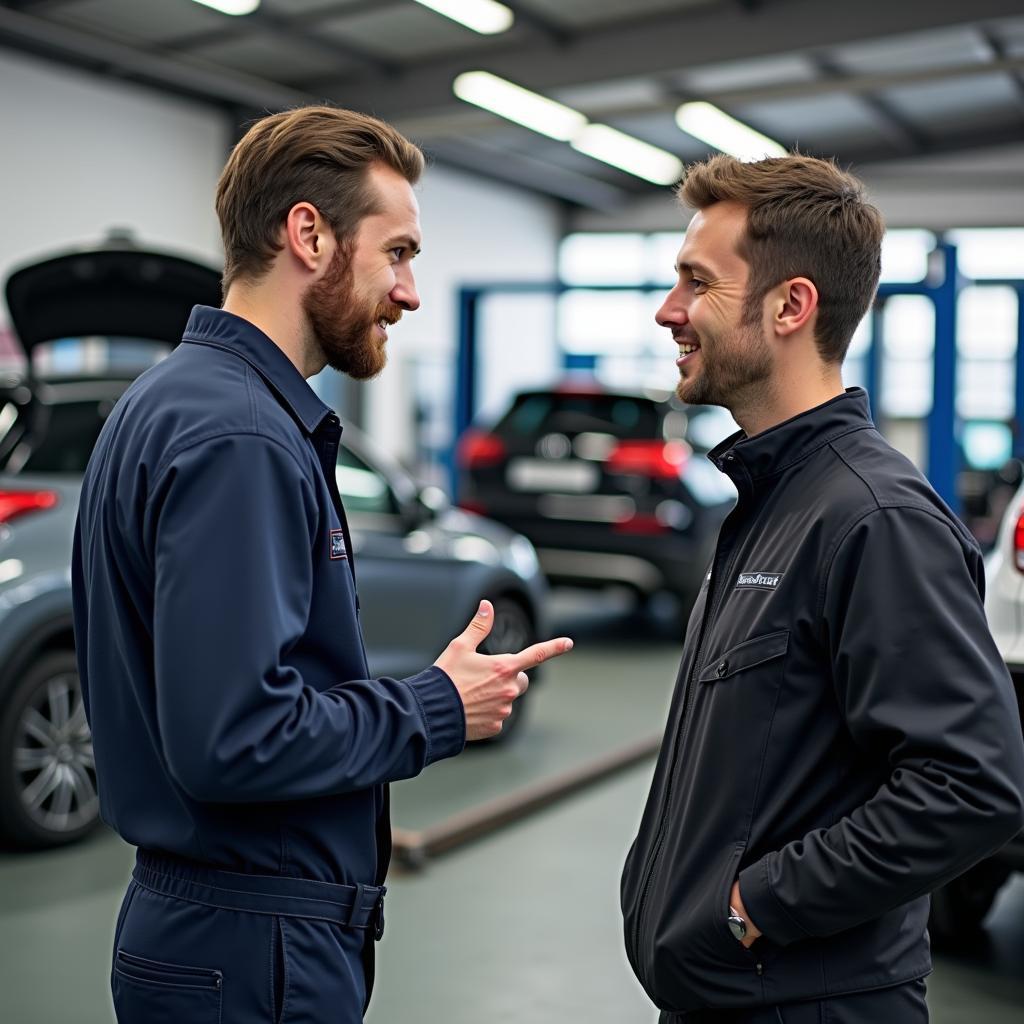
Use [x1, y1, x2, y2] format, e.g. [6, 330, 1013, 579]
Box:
[698, 629, 789, 684]
[693, 629, 791, 840]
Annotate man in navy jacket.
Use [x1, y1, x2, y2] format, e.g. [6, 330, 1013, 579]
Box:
[72, 105, 572, 1024]
[621, 154, 1024, 1023]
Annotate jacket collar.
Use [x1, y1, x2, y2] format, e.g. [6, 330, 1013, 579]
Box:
[709, 388, 874, 494]
[180, 305, 333, 436]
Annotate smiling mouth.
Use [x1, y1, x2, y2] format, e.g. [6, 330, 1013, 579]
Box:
[676, 340, 701, 367]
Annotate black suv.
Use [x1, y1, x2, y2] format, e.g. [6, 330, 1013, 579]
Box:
[456, 384, 737, 618]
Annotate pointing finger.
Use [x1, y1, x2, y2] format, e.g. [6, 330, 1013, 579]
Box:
[513, 636, 573, 671]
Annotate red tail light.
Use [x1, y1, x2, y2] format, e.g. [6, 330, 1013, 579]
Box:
[457, 430, 507, 470]
[1014, 510, 1024, 573]
[457, 499, 488, 515]
[614, 513, 671, 535]
[0, 489, 59, 524]
[606, 440, 690, 479]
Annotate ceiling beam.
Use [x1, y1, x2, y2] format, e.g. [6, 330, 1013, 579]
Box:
[393, 54, 1024, 144]
[979, 27, 1024, 115]
[809, 53, 929, 158]
[157, 5, 399, 76]
[426, 137, 630, 210]
[0, 4, 311, 109]
[318, 0, 1024, 120]
[842, 121, 1024, 168]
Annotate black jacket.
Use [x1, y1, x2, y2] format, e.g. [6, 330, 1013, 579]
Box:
[621, 389, 1024, 1013]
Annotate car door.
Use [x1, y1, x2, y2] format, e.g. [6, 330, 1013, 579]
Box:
[335, 443, 459, 679]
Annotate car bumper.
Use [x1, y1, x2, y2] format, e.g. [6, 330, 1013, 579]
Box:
[536, 547, 672, 595]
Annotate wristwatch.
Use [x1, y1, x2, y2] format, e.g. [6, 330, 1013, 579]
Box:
[727, 905, 747, 942]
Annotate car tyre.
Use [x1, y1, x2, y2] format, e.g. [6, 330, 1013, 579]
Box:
[928, 857, 1011, 948]
[0, 651, 101, 848]
[476, 596, 535, 744]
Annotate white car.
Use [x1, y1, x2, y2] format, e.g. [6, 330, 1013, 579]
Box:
[985, 481, 1024, 671]
[927, 482, 1024, 945]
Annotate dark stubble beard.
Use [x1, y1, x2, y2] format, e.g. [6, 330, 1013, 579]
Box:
[676, 301, 773, 409]
[302, 244, 403, 381]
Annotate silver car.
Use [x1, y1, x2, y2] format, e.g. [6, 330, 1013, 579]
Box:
[0, 241, 546, 848]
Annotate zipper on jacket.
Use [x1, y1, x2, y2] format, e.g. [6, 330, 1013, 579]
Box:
[630, 496, 754, 964]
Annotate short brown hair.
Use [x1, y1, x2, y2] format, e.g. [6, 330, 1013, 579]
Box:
[679, 154, 884, 364]
[215, 105, 424, 292]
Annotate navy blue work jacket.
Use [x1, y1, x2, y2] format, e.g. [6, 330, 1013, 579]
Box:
[72, 305, 465, 886]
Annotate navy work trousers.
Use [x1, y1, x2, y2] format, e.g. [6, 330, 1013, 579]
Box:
[110, 850, 384, 1024]
[659, 979, 929, 1024]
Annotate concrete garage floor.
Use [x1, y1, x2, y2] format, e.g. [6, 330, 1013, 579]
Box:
[1, 593, 1022, 1023]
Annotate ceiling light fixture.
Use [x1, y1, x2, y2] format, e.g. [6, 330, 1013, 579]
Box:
[189, 0, 260, 15]
[453, 73, 685, 185]
[571, 124, 683, 186]
[675, 102, 786, 161]
[453, 71, 587, 141]
[413, 0, 514, 35]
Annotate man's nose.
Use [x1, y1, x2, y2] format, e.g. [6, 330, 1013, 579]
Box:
[655, 287, 687, 328]
[391, 268, 420, 312]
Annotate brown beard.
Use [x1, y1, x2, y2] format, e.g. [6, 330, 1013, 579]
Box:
[302, 245, 403, 381]
[676, 301, 772, 409]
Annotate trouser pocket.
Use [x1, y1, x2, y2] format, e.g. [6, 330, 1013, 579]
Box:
[112, 948, 223, 1024]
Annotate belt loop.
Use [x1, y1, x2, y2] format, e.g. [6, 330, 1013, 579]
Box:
[372, 889, 386, 941]
[347, 883, 367, 928]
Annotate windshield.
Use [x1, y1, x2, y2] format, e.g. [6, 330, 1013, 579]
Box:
[496, 393, 662, 440]
[0, 395, 118, 475]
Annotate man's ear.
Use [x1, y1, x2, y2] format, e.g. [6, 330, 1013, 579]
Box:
[771, 277, 818, 338]
[283, 202, 331, 273]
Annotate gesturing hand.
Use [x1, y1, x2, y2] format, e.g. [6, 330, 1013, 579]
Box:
[434, 600, 574, 741]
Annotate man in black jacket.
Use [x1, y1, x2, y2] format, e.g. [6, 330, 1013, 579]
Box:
[620, 154, 1024, 1023]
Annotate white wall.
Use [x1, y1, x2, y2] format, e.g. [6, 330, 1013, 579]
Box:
[0, 49, 229, 339]
[0, 50, 563, 468]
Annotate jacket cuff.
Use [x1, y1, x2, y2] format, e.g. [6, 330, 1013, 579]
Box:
[738, 856, 810, 947]
[404, 666, 466, 765]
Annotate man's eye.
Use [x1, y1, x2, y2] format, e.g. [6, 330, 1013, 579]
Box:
[390, 247, 405, 260]
[690, 278, 707, 292]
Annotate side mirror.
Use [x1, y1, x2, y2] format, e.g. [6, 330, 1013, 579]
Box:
[401, 484, 450, 532]
[998, 457, 1023, 490]
[417, 485, 450, 515]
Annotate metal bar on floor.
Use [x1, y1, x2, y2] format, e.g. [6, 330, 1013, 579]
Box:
[391, 732, 661, 869]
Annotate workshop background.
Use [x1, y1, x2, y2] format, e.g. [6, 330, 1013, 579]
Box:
[1, 1, 1023, 1022]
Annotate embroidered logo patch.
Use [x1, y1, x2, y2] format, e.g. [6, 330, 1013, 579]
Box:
[329, 528, 348, 560]
[735, 571, 782, 590]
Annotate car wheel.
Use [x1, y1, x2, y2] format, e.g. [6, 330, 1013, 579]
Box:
[476, 596, 535, 744]
[928, 857, 1011, 947]
[0, 651, 101, 847]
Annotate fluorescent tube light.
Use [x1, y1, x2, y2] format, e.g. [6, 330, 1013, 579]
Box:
[571, 124, 683, 186]
[675, 102, 786, 161]
[453, 71, 587, 141]
[190, 0, 260, 14]
[413, 0, 513, 34]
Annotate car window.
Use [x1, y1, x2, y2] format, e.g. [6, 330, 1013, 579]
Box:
[7, 399, 114, 473]
[336, 445, 400, 515]
[496, 393, 661, 439]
